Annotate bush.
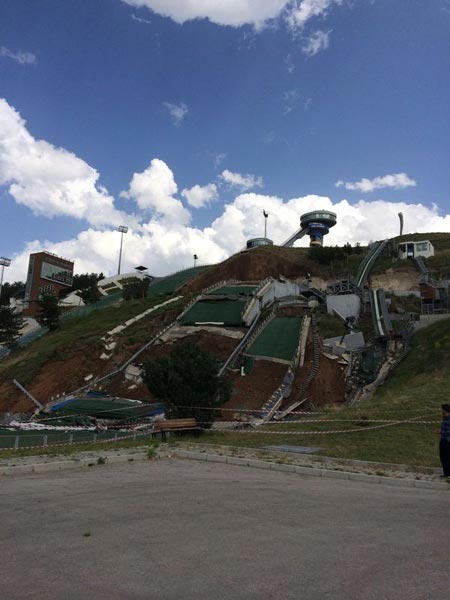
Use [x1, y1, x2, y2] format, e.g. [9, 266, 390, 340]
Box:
[143, 341, 231, 428]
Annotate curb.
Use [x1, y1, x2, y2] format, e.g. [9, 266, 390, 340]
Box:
[0, 450, 168, 477]
[173, 450, 450, 491]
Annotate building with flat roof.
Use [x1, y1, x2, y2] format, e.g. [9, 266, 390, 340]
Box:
[398, 240, 434, 260]
[23, 251, 74, 316]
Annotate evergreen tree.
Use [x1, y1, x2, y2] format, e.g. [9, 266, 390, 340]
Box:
[0, 305, 25, 348]
[143, 341, 231, 428]
[36, 294, 61, 331]
[78, 283, 101, 305]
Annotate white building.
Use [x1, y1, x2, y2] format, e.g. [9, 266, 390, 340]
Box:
[97, 272, 153, 296]
[398, 240, 434, 260]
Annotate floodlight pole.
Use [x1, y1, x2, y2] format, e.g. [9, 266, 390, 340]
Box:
[0, 257, 12, 302]
[263, 210, 268, 239]
[117, 226, 128, 275]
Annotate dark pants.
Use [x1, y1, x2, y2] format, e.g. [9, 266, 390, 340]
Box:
[439, 439, 450, 476]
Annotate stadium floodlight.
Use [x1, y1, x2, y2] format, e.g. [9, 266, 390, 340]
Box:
[0, 257, 12, 301]
[263, 210, 269, 239]
[117, 226, 128, 275]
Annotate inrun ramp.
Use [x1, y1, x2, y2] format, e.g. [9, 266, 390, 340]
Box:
[246, 316, 303, 362]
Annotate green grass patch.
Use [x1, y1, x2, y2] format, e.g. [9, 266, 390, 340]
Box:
[0, 295, 182, 386]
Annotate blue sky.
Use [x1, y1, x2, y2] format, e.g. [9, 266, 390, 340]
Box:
[1, 0, 449, 280]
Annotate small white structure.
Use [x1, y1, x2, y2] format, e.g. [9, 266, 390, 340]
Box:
[60, 291, 85, 308]
[398, 240, 434, 260]
[97, 271, 153, 296]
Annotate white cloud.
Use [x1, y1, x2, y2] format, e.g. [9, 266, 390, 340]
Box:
[163, 101, 188, 126]
[131, 13, 152, 24]
[0, 98, 134, 228]
[0, 46, 36, 65]
[283, 90, 300, 114]
[214, 153, 227, 170]
[284, 54, 295, 74]
[336, 173, 417, 193]
[120, 158, 191, 224]
[286, 0, 342, 29]
[182, 183, 218, 208]
[302, 29, 331, 56]
[221, 169, 264, 190]
[122, 0, 291, 29]
[7, 194, 450, 283]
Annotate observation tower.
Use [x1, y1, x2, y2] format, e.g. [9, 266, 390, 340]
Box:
[282, 210, 337, 247]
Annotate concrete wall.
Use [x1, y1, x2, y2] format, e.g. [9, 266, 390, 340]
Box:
[413, 313, 450, 331]
[326, 294, 360, 320]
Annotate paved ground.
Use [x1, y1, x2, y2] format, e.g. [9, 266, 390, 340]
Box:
[1, 458, 448, 600]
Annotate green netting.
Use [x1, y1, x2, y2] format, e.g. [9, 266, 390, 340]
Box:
[146, 265, 211, 297]
[0, 428, 155, 449]
[48, 397, 158, 420]
[208, 285, 257, 296]
[246, 316, 303, 362]
[61, 292, 123, 320]
[181, 299, 246, 325]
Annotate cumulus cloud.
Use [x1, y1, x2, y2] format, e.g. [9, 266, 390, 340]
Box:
[302, 29, 331, 56]
[7, 193, 450, 283]
[336, 173, 417, 193]
[181, 183, 218, 208]
[122, 0, 290, 29]
[120, 158, 191, 224]
[163, 101, 188, 126]
[0, 46, 36, 65]
[220, 169, 264, 190]
[0, 98, 135, 228]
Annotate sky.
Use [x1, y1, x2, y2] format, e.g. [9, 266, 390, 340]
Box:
[1, 0, 449, 282]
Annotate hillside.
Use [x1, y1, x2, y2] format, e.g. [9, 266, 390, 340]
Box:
[189, 319, 450, 467]
[181, 245, 364, 292]
[2, 232, 450, 440]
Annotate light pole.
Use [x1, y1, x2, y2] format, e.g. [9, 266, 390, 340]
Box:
[193, 254, 198, 268]
[263, 210, 268, 239]
[117, 226, 128, 275]
[0, 257, 11, 303]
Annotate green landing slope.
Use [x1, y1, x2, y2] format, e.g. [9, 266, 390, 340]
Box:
[181, 299, 247, 325]
[246, 316, 303, 362]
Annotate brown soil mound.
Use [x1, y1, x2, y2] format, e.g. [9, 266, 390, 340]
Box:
[224, 360, 288, 414]
[182, 246, 315, 293]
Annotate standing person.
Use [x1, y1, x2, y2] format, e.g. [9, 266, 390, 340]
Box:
[439, 404, 450, 479]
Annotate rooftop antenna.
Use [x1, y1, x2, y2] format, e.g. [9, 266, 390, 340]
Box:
[263, 210, 268, 239]
[398, 212, 404, 237]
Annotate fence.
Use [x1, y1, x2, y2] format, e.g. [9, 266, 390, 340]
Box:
[0, 429, 156, 451]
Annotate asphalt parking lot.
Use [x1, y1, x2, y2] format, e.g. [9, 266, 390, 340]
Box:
[1, 458, 448, 600]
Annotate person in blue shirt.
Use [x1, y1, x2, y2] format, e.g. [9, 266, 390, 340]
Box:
[439, 403, 450, 479]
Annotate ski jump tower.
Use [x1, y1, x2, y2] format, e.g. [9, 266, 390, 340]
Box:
[282, 210, 337, 247]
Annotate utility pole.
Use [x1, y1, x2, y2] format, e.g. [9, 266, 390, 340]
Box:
[0, 257, 12, 303]
[117, 226, 128, 275]
[263, 210, 268, 239]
